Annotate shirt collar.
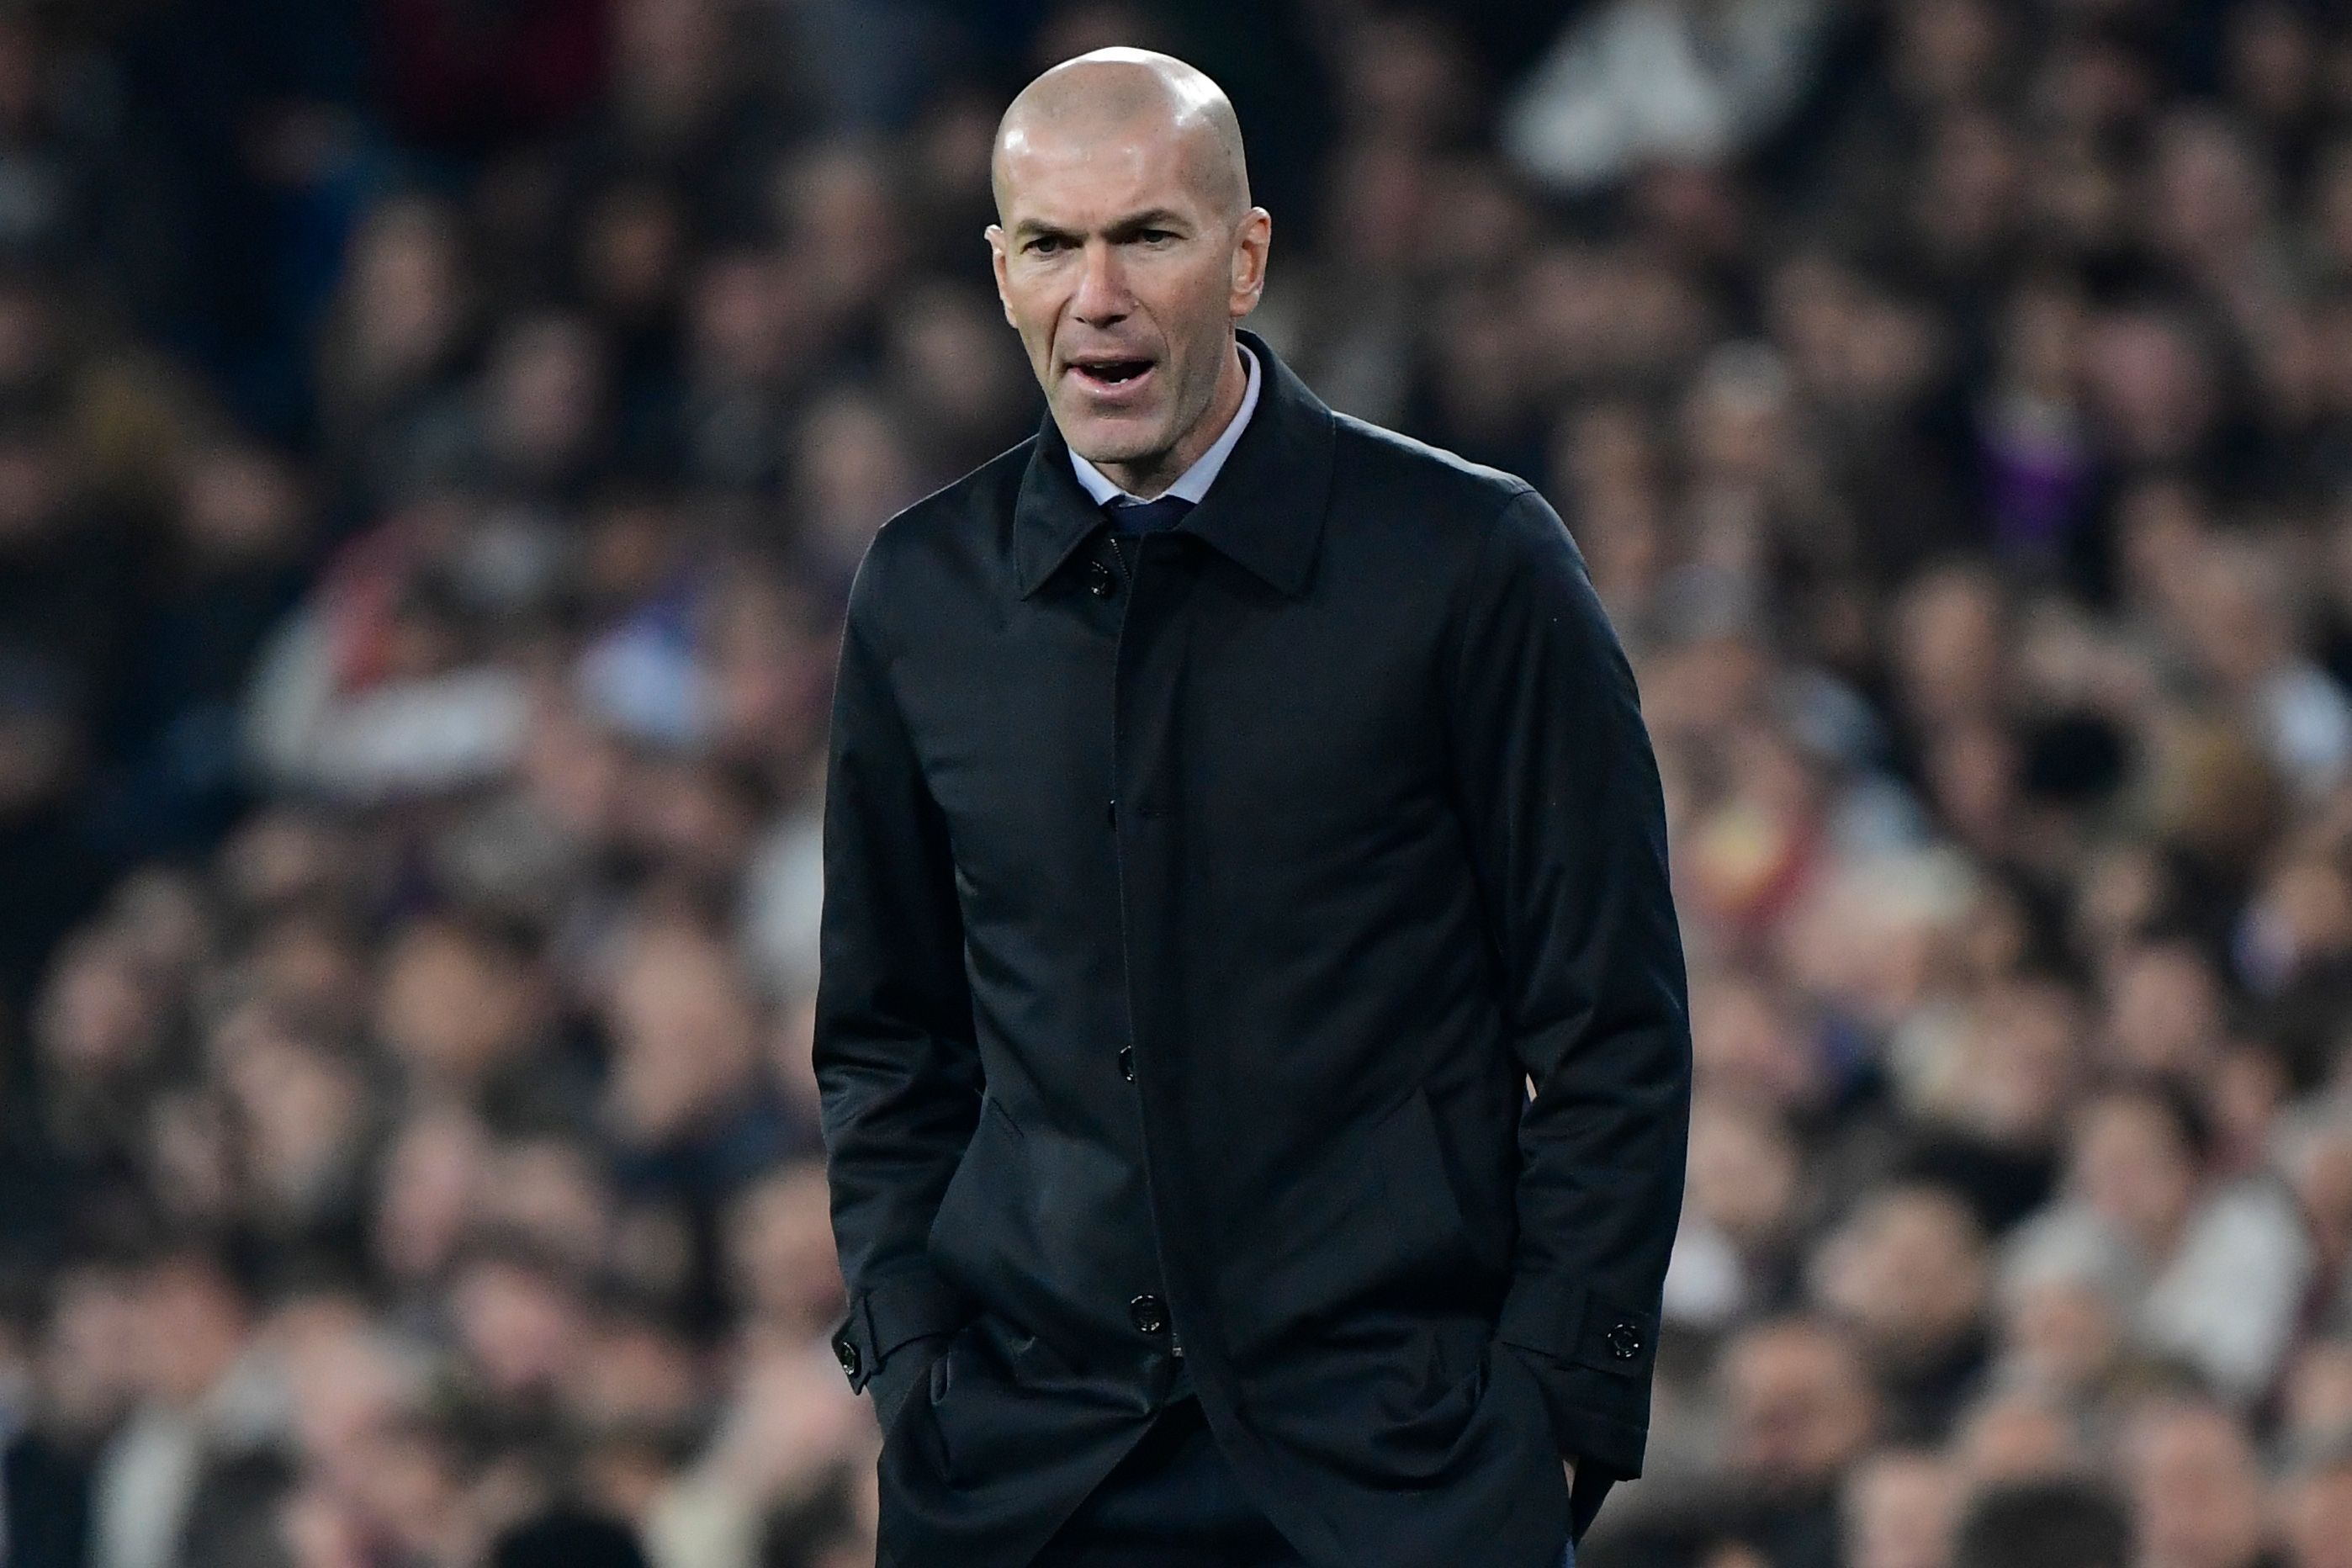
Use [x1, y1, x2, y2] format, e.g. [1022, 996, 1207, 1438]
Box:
[1012, 326, 1333, 601]
[1067, 342, 1262, 509]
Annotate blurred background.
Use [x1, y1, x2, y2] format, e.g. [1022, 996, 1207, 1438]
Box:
[7, 1, 2352, 1566]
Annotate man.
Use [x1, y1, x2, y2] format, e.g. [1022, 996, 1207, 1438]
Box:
[2280, 1434, 2352, 1568]
[2118, 1396, 2276, 1568]
[1715, 1316, 1880, 1568]
[815, 46, 1690, 1568]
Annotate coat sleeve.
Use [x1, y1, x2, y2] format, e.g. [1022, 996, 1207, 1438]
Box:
[1443, 485, 1692, 1528]
[813, 537, 983, 1409]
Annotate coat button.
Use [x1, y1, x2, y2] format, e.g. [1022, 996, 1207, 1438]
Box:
[1118, 1046, 1134, 1080]
[1088, 559, 1117, 598]
[834, 1334, 861, 1380]
[1607, 1321, 1643, 1359]
[1129, 1294, 1168, 1335]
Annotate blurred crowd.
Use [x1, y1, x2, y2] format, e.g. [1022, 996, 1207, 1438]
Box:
[8, 1, 2352, 1567]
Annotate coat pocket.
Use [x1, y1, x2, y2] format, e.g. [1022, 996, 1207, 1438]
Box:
[1372, 1085, 1496, 1279]
[1226, 1085, 1491, 1357]
[924, 1094, 1025, 1290]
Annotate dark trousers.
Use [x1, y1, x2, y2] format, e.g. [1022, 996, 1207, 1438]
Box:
[1030, 1396, 1305, 1567]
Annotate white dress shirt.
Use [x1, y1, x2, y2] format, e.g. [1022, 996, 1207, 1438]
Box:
[1069, 341, 1262, 507]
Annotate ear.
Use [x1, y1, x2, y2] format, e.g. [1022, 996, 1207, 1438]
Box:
[985, 225, 1017, 328]
[1228, 207, 1273, 320]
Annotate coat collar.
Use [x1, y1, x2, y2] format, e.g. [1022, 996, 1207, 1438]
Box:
[1011, 327, 1335, 600]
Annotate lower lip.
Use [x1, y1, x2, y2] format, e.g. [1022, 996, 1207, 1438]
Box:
[1069, 363, 1157, 402]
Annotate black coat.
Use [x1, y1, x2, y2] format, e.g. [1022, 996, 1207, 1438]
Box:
[816, 329, 1692, 1568]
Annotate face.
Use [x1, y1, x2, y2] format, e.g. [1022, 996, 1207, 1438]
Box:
[1953, 1393, 2076, 1483]
[2000, 1275, 2122, 1394]
[2283, 1466, 2352, 1568]
[1812, 1189, 1987, 1355]
[1843, 1452, 1962, 1568]
[1724, 1326, 1877, 1491]
[2071, 1094, 2197, 1248]
[2124, 1405, 2265, 1568]
[988, 109, 1269, 477]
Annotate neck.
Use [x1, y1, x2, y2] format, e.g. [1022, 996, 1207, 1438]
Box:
[1098, 336, 1248, 500]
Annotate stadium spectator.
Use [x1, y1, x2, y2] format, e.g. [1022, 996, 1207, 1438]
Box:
[4, 0, 2352, 1563]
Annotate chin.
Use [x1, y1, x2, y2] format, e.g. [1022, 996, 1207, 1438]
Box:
[1062, 411, 1168, 467]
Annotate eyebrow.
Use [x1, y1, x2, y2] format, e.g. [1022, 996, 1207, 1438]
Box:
[1012, 209, 1193, 245]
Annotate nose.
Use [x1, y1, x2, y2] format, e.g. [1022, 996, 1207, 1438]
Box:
[1071, 237, 1130, 327]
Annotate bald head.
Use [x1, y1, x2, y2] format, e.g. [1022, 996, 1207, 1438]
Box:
[993, 48, 1250, 228]
[983, 47, 1270, 497]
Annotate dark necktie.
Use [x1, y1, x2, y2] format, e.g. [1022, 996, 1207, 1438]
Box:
[1105, 495, 1195, 534]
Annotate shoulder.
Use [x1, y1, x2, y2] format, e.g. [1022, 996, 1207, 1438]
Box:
[845, 436, 1036, 638]
[1328, 411, 1541, 523]
[1325, 411, 1583, 591]
[869, 436, 1035, 564]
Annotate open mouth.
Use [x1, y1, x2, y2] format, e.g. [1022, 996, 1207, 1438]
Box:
[1070, 358, 1156, 391]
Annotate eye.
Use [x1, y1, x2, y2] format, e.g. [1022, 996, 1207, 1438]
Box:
[1138, 229, 1176, 245]
[1025, 235, 1068, 255]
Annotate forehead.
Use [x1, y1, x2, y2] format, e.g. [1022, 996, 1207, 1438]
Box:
[997, 115, 1214, 228]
